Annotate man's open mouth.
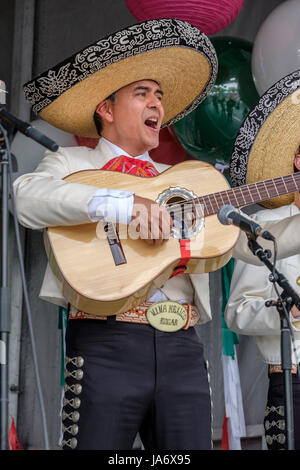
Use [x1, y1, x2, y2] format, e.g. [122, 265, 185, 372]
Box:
[144, 117, 158, 129]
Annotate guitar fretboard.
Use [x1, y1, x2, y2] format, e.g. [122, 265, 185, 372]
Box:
[195, 173, 300, 216]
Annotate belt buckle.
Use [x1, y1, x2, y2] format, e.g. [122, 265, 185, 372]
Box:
[146, 301, 188, 332]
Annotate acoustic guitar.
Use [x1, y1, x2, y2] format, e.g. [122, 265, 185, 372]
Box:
[45, 160, 300, 316]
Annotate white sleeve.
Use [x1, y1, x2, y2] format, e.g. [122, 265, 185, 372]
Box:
[13, 146, 134, 229]
[233, 212, 300, 264]
[225, 258, 300, 336]
[225, 259, 281, 336]
[88, 189, 134, 224]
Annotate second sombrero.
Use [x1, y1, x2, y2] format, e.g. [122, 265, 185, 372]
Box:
[230, 69, 300, 208]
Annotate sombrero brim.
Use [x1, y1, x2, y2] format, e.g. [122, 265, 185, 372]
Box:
[230, 70, 300, 208]
[23, 19, 217, 138]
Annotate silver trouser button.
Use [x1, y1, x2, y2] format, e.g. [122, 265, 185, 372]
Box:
[65, 356, 84, 368]
[64, 383, 82, 395]
[62, 437, 78, 449]
[63, 397, 81, 409]
[62, 410, 80, 422]
[64, 369, 84, 380]
[63, 424, 79, 436]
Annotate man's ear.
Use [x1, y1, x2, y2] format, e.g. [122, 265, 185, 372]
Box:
[95, 99, 114, 124]
[294, 149, 300, 171]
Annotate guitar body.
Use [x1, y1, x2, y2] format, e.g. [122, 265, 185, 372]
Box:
[45, 160, 239, 315]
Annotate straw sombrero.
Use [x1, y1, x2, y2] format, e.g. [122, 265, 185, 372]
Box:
[230, 69, 300, 208]
[23, 19, 217, 138]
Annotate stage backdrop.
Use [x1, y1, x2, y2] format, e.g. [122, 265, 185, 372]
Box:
[4, 0, 286, 449]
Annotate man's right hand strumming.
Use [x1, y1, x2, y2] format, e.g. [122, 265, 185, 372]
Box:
[130, 195, 173, 246]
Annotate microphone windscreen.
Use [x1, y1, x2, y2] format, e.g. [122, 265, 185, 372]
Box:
[217, 204, 235, 225]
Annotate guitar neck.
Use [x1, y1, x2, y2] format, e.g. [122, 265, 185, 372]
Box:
[198, 172, 300, 216]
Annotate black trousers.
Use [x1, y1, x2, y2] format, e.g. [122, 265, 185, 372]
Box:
[62, 318, 212, 450]
[264, 373, 300, 450]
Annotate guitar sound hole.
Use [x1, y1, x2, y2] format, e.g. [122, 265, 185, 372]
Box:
[156, 186, 204, 240]
[165, 195, 196, 232]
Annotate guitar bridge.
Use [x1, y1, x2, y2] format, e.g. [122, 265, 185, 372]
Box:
[104, 222, 127, 266]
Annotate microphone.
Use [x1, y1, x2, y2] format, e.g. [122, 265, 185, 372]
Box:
[217, 204, 275, 241]
[0, 80, 58, 152]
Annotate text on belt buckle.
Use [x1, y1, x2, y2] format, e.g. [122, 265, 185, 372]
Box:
[146, 301, 188, 332]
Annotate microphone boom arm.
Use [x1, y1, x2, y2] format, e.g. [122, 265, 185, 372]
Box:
[0, 106, 58, 152]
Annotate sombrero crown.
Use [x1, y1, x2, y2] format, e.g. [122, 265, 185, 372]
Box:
[23, 19, 217, 138]
[230, 69, 300, 208]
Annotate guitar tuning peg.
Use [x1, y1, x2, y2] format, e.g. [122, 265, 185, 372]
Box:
[296, 276, 300, 286]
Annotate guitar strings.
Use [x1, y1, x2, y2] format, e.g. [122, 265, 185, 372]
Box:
[105, 172, 300, 239]
[163, 172, 300, 216]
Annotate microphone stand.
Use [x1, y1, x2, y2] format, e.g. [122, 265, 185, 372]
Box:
[0, 113, 56, 450]
[0, 124, 11, 450]
[247, 235, 300, 450]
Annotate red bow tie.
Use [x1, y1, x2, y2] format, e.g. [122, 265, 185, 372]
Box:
[101, 155, 159, 177]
